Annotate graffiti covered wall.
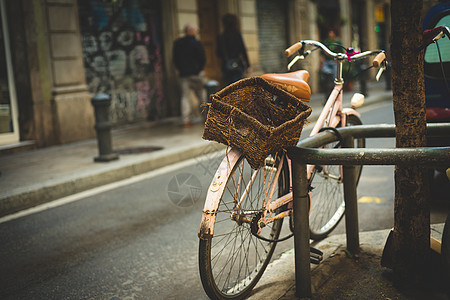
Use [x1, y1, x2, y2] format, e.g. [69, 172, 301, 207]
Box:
[78, 0, 164, 123]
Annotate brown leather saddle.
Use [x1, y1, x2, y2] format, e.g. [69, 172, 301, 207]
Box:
[261, 70, 311, 101]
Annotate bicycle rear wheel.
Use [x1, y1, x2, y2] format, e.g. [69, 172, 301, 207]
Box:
[309, 115, 365, 241]
[199, 153, 289, 299]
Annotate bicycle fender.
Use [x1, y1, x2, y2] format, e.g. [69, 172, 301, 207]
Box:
[342, 107, 361, 119]
[198, 149, 242, 240]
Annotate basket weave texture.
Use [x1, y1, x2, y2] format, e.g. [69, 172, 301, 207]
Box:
[202, 77, 312, 169]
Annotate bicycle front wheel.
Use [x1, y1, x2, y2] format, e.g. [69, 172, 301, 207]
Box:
[199, 153, 289, 299]
[309, 115, 365, 241]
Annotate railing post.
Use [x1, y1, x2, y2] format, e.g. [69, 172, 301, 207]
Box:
[342, 135, 360, 254]
[291, 161, 312, 298]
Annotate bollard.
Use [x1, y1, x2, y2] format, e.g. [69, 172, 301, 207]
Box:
[204, 80, 219, 102]
[359, 63, 368, 96]
[91, 94, 119, 162]
[203, 80, 219, 120]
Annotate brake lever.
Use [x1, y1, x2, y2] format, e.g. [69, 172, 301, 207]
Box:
[288, 55, 301, 70]
[287, 50, 311, 70]
[376, 62, 387, 81]
[418, 26, 450, 51]
[433, 31, 446, 43]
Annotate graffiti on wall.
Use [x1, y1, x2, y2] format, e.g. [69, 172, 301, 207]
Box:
[79, 0, 164, 123]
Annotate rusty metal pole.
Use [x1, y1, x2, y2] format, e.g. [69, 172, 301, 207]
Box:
[291, 160, 311, 298]
[342, 135, 360, 254]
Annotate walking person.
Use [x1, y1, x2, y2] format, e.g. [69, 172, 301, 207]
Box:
[217, 13, 251, 85]
[173, 24, 206, 128]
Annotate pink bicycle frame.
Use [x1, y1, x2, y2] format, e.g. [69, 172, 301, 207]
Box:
[198, 82, 361, 239]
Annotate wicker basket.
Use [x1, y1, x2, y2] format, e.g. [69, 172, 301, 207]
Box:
[202, 77, 312, 169]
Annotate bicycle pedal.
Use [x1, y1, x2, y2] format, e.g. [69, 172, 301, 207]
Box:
[310, 247, 323, 265]
[310, 247, 323, 256]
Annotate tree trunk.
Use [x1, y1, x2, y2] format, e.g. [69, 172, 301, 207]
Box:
[390, 0, 430, 284]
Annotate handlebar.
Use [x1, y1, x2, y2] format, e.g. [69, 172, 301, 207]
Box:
[285, 40, 348, 59]
[285, 40, 387, 81]
[285, 40, 385, 65]
[419, 26, 450, 50]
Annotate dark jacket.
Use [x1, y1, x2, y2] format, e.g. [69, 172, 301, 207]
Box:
[217, 32, 250, 70]
[173, 35, 206, 77]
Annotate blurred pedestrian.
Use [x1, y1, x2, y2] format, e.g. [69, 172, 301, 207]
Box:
[217, 13, 251, 85]
[173, 24, 206, 128]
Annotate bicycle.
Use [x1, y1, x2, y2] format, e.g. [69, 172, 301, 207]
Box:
[198, 39, 387, 299]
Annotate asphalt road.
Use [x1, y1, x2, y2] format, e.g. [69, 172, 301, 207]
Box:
[0, 100, 448, 299]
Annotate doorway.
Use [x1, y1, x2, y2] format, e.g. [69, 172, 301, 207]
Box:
[0, 0, 19, 145]
[197, 0, 221, 82]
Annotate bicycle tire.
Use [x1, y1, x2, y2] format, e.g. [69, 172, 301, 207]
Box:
[309, 114, 365, 241]
[199, 153, 289, 299]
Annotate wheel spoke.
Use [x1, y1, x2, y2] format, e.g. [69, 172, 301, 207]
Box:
[199, 154, 288, 298]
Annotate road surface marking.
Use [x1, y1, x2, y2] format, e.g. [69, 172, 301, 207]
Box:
[358, 196, 389, 204]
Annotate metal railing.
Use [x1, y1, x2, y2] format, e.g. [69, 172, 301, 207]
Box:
[286, 123, 450, 298]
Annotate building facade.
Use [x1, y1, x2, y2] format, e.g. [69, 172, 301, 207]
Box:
[0, 0, 393, 151]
